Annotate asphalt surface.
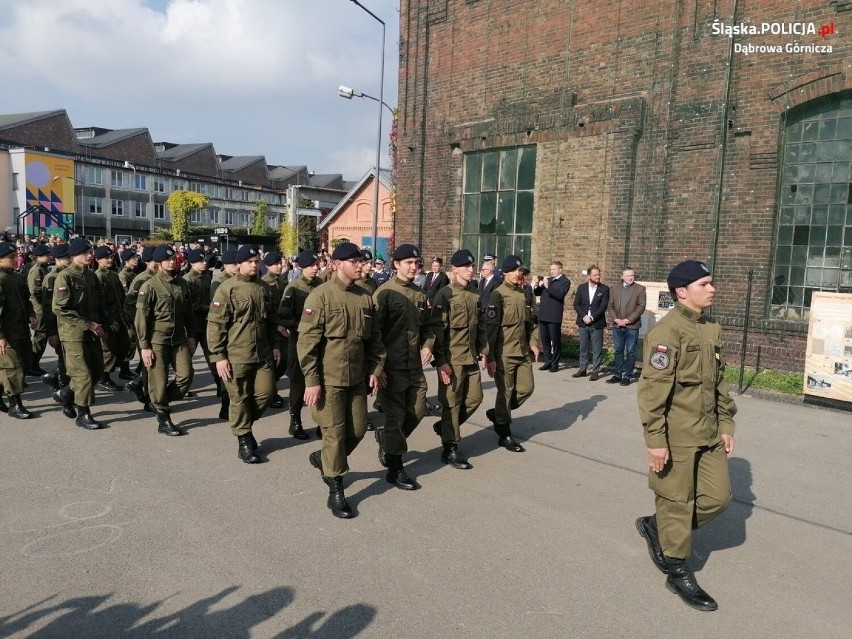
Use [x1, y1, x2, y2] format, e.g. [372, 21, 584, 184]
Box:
[1, 353, 850, 638]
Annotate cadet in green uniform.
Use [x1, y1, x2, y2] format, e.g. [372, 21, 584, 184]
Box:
[207, 245, 282, 463]
[27, 244, 51, 375]
[358, 250, 377, 294]
[430, 249, 488, 469]
[52, 238, 108, 430]
[93, 246, 128, 392]
[636, 260, 737, 612]
[117, 248, 140, 380]
[182, 249, 219, 395]
[135, 245, 196, 436]
[40, 244, 72, 394]
[482, 255, 537, 453]
[0, 241, 37, 419]
[279, 250, 321, 440]
[125, 247, 158, 411]
[299, 242, 386, 519]
[372, 244, 434, 490]
[210, 249, 238, 419]
[261, 250, 288, 409]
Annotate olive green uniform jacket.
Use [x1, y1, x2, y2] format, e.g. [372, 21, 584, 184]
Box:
[637, 302, 737, 449]
[183, 269, 212, 336]
[134, 271, 195, 348]
[52, 264, 105, 343]
[297, 277, 386, 388]
[430, 280, 487, 367]
[483, 280, 537, 360]
[27, 262, 49, 319]
[207, 274, 281, 365]
[373, 277, 434, 370]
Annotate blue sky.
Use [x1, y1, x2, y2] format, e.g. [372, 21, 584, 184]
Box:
[0, 0, 400, 180]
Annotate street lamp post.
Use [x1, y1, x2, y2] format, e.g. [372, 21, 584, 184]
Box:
[347, 0, 385, 259]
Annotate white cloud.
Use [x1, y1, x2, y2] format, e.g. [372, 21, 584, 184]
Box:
[0, 0, 398, 179]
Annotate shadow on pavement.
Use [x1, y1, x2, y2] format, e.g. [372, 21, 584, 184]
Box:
[691, 456, 755, 571]
[512, 394, 607, 439]
[0, 586, 377, 638]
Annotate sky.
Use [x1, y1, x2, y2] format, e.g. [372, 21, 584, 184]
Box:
[0, 0, 400, 181]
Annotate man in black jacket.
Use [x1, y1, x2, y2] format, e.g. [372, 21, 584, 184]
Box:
[534, 261, 571, 372]
[423, 257, 450, 304]
[572, 265, 610, 381]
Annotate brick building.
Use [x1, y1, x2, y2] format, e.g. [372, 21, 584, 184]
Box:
[394, 0, 852, 371]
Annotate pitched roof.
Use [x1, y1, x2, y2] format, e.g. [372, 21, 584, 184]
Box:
[77, 128, 149, 148]
[0, 110, 66, 131]
[156, 143, 213, 161]
[220, 155, 265, 171]
[318, 167, 392, 229]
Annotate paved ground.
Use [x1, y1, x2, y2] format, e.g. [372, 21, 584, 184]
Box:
[1, 354, 850, 638]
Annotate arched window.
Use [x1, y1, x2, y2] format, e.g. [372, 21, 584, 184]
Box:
[772, 91, 852, 321]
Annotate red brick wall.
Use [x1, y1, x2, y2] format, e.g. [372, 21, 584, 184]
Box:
[396, 0, 851, 372]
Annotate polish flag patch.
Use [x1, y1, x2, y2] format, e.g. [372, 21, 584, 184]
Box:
[212, 301, 221, 308]
[58, 286, 68, 292]
[655, 345, 668, 353]
[304, 308, 313, 315]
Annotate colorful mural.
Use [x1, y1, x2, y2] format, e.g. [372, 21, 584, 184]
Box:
[23, 152, 75, 235]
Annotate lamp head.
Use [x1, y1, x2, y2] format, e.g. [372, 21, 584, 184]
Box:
[338, 85, 355, 99]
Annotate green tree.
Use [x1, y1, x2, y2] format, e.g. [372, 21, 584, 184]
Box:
[279, 220, 297, 256]
[252, 200, 269, 236]
[165, 190, 208, 242]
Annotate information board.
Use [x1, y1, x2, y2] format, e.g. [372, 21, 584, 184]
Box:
[635, 281, 676, 365]
[804, 292, 852, 406]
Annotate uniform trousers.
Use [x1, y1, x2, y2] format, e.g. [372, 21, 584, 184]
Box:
[379, 368, 427, 455]
[63, 340, 104, 407]
[52, 341, 68, 381]
[313, 382, 369, 477]
[31, 320, 47, 368]
[493, 355, 535, 435]
[286, 334, 306, 414]
[438, 363, 483, 444]
[102, 325, 131, 372]
[0, 338, 32, 395]
[649, 440, 732, 560]
[147, 343, 194, 414]
[222, 360, 275, 436]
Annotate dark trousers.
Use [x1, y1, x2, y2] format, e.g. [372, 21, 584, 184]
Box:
[538, 321, 562, 367]
[611, 327, 639, 379]
[577, 325, 604, 373]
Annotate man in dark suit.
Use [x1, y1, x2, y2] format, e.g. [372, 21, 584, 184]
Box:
[478, 258, 501, 299]
[605, 267, 647, 385]
[571, 265, 610, 381]
[534, 260, 571, 372]
[423, 257, 450, 304]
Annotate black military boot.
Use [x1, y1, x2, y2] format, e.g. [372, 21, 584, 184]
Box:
[636, 515, 667, 574]
[237, 434, 260, 463]
[75, 407, 104, 430]
[118, 361, 135, 381]
[325, 476, 355, 519]
[385, 455, 419, 490]
[56, 387, 77, 419]
[126, 376, 147, 405]
[7, 395, 34, 420]
[0, 393, 8, 413]
[96, 373, 123, 392]
[248, 432, 259, 452]
[485, 408, 496, 426]
[497, 432, 525, 453]
[288, 413, 309, 440]
[219, 393, 230, 421]
[441, 443, 472, 470]
[664, 558, 718, 611]
[41, 369, 61, 392]
[374, 427, 388, 468]
[269, 394, 284, 408]
[156, 412, 183, 436]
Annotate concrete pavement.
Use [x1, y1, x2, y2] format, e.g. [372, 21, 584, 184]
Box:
[1, 354, 850, 638]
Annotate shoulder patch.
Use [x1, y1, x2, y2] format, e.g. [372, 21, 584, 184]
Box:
[649, 351, 669, 370]
[655, 345, 668, 353]
[486, 307, 497, 319]
[212, 301, 221, 308]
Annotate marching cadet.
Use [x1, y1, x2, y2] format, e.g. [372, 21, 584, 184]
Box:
[117, 248, 140, 380]
[182, 249, 219, 395]
[372, 243, 434, 490]
[279, 249, 321, 441]
[298, 242, 386, 519]
[40, 244, 72, 394]
[125, 247, 158, 412]
[0, 241, 37, 419]
[27, 244, 51, 376]
[482, 255, 537, 453]
[135, 245, 196, 436]
[260, 250, 287, 409]
[207, 245, 282, 464]
[429, 249, 488, 469]
[52, 238, 108, 430]
[93, 246, 129, 392]
[358, 250, 377, 294]
[636, 260, 737, 612]
[210, 248, 238, 300]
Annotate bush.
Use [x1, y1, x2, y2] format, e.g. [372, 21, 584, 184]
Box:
[724, 366, 803, 395]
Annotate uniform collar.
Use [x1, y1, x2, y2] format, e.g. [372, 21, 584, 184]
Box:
[156, 270, 176, 283]
[235, 273, 255, 283]
[675, 302, 705, 322]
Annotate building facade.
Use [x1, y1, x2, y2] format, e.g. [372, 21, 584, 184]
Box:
[395, 0, 852, 371]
